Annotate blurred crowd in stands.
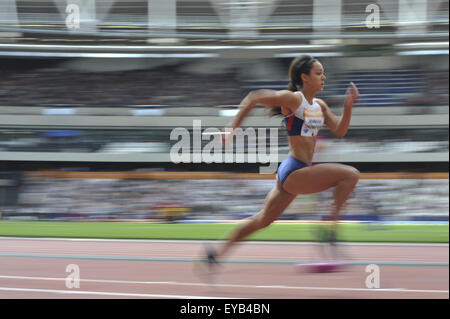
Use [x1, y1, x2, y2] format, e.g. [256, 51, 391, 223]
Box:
[0, 65, 448, 108]
[2, 175, 448, 222]
[0, 67, 242, 108]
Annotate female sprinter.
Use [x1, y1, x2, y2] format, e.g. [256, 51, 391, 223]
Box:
[205, 55, 360, 267]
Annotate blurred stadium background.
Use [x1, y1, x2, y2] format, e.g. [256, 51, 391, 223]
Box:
[0, 0, 448, 224]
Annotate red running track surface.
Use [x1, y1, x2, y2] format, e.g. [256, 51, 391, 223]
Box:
[0, 238, 448, 299]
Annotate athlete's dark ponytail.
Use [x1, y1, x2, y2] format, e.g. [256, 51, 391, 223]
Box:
[287, 81, 298, 92]
[269, 55, 316, 117]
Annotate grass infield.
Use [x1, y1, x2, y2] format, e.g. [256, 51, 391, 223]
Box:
[0, 221, 448, 243]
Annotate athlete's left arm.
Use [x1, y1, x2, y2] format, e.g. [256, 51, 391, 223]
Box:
[317, 82, 359, 138]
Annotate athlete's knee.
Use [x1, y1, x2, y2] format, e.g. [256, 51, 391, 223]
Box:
[347, 167, 360, 185]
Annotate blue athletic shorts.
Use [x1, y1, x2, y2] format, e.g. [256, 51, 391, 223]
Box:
[277, 156, 309, 185]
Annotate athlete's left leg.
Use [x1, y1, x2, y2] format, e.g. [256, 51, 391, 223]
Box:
[216, 178, 297, 260]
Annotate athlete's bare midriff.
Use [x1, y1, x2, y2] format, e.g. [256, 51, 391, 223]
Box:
[281, 103, 319, 165]
[288, 135, 316, 165]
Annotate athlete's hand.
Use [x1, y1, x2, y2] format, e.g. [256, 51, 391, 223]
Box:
[344, 82, 359, 108]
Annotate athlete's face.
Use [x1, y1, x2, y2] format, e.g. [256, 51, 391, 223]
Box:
[302, 62, 326, 93]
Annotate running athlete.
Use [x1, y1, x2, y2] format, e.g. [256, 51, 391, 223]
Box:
[204, 55, 360, 266]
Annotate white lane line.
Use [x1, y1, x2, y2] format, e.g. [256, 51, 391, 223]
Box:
[0, 237, 447, 247]
[0, 251, 448, 264]
[0, 287, 235, 299]
[0, 275, 447, 294]
[0, 275, 177, 285]
[0, 251, 448, 263]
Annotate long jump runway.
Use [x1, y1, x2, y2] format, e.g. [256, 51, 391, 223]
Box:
[0, 238, 448, 299]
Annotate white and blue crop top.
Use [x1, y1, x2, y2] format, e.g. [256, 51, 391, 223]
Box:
[283, 91, 325, 137]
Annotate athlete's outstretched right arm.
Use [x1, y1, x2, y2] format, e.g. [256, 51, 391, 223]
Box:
[224, 90, 301, 144]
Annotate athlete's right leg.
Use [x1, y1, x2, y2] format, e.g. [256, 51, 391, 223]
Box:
[216, 179, 297, 259]
[282, 163, 360, 233]
[279, 163, 359, 263]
